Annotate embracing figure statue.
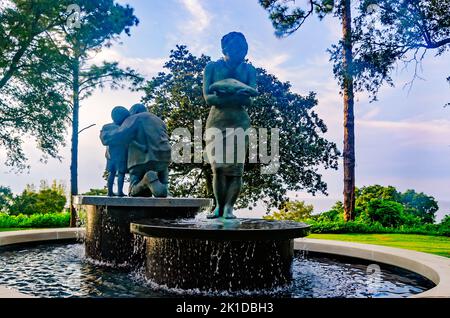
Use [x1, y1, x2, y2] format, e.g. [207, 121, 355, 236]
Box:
[203, 32, 258, 219]
[100, 104, 171, 197]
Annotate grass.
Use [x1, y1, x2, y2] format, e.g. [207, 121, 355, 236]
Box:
[308, 233, 450, 258]
[0, 228, 30, 232]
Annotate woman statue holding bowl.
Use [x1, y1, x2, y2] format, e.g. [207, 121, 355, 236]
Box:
[202, 32, 258, 219]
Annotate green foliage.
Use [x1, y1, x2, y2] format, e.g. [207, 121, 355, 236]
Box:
[308, 220, 450, 236]
[439, 215, 450, 234]
[0, 0, 142, 170]
[355, 185, 400, 208]
[314, 201, 345, 222]
[82, 188, 108, 196]
[264, 200, 314, 221]
[316, 185, 439, 225]
[365, 198, 404, 227]
[400, 189, 438, 223]
[54, 0, 143, 100]
[8, 180, 66, 216]
[0, 186, 13, 212]
[441, 214, 450, 226]
[336, 0, 450, 101]
[259, 0, 335, 37]
[0, 212, 70, 228]
[264, 184, 446, 235]
[0, 0, 73, 169]
[260, 1, 450, 103]
[140, 45, 340, 209]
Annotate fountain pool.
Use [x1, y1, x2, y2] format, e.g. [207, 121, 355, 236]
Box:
[0, 241, 434, 298]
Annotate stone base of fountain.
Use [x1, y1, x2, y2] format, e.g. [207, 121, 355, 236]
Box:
[73, 196, 213, 267]
[131, 218, 310, 291]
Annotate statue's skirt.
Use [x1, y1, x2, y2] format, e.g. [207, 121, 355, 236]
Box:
[205, 105, 250, 176]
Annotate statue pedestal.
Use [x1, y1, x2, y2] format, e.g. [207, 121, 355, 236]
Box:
[73, 196, 212, 267]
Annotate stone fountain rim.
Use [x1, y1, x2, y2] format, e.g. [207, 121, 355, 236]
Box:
[130, 218, 311, 241]
[73, 195, 213, 208]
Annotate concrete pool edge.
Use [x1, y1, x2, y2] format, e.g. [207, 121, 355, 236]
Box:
[0, 228, 85, 298]
[295, 238, 450, 298]
[0, 228, 448, 298]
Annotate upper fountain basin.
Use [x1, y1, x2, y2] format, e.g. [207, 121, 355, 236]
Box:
[130, 218, 310, 241]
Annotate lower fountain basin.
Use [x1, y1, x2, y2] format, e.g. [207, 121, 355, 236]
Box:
[131, 218, 310, 291]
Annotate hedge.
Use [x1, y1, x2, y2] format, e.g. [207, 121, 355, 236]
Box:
[308, 220, 450, 236]
[0, 212, 70, 228]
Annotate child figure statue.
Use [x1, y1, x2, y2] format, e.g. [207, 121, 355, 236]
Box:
[100, 106, 130, 196]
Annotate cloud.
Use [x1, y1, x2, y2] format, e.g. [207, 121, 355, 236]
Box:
[358, 118, 450, 149]
[179, 0, 211, 33]
[249, 42, 335, 90]
[251, 52, 291, 79]
[361, 107, 381, 120]
[89, 48, 166, 78]
[359, 118, 450, 135]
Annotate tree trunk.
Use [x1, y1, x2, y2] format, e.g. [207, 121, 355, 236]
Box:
[342, 0, 355, 221]
[69, 57, 80, 227]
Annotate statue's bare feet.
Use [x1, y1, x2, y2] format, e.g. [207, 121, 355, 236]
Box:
[207, 207, 221, 219]
[223, 205, 236, 219]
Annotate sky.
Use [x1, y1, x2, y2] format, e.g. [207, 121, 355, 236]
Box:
[0, 0, 449, 221]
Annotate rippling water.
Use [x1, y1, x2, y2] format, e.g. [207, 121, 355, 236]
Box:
[0, 243, 434, 298]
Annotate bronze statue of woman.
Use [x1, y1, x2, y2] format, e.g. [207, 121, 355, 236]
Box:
[203, 32, 257, 219]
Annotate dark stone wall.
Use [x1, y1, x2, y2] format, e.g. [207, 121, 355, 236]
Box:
[85, 205, 199, 267]
[144, 237, 294, 291]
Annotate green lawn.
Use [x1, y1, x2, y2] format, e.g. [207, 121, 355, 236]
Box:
[0, 228, 29, 232]
[308, 233, 450, 258]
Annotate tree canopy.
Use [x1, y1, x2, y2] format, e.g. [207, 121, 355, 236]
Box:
[0, 186, 13, 213]
[0, 0, 142, 171]
[400, 189, 439, 223]
[264, 200, 314, 221]
[0, 0, 72, 169]
[261, 0, 450, 101]
[347, 0, 450, 101]
[7, 180, 67, 215]
[140, 45, 340, 209]
[327, 184, 439, 223]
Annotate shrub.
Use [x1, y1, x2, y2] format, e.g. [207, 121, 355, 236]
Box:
[314, 201, 344, 222]
[0, 212, 70, 228]
[440, 214, 450, 227]
[83, 188, 108, 196]
[321, 185, 439, 226]
[400, 189, 438, 224]
[265, 200, 314, 221]
[399, 210, 423, 227]
[439, 215, 450, 235]
[0, 186, 13, 212]
[355, 185, 401, 209]
[9, 181, 66, 215]
[308, 220, 387, 234]
[307, 220, 449, 236]
[365, 199, 404, 227]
